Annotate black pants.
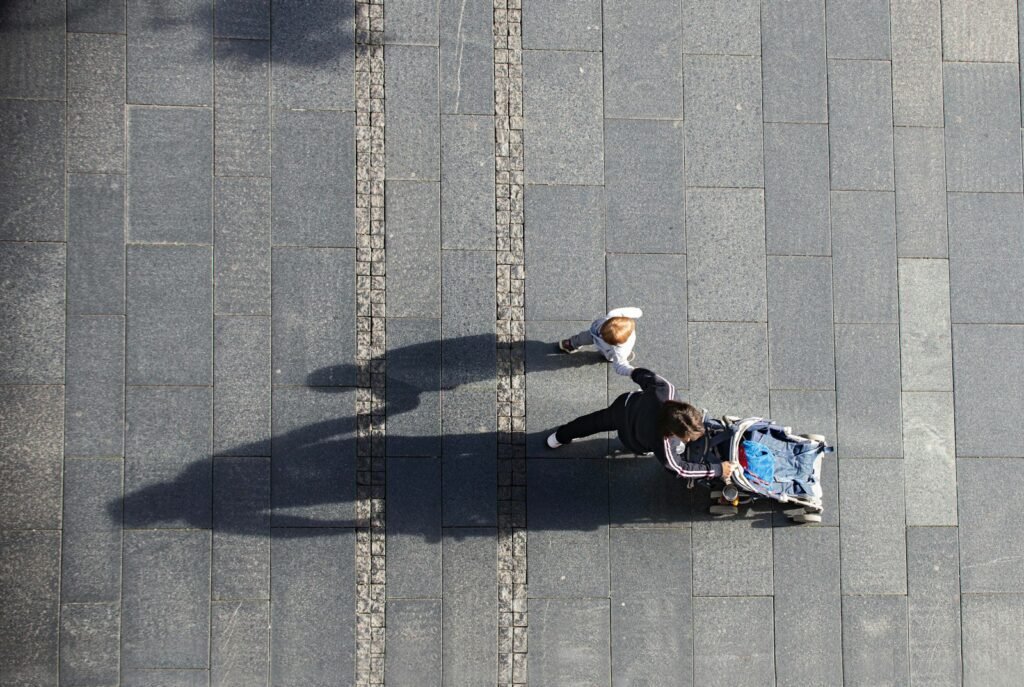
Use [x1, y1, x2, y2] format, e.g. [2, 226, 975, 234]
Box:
[555, 393, 630, 444]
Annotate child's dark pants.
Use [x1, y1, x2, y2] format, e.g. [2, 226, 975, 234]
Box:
[555, 392, 630, 444]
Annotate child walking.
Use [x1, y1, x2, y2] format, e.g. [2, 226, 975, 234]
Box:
[558, 306, 643, 376]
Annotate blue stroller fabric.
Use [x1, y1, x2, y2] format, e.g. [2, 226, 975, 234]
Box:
[741, 440, 775, 483]
[744, 424, 822, 498]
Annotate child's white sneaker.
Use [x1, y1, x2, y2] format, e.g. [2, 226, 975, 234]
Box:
[546, 432, 563, 448]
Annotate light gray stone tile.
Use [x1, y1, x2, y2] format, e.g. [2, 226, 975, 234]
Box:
[65, 316, 125, 457]
[384, 0, 437, 45]
[693, 597, 774, 686]
[839, 459, 907, 594]
[835, 324, 902, 457]
[529, 599, 610, 687]
[891, 0, 943, 127]
[0, 99, 65, 242]
[522, 1, 602, 51]
[440, 0, 492, 115]
[894, 127, 948, 257]
[0, 385, 63, 530]
[681, 0, 759, 55]
[271, 0, 353, 110]
[0, 242, 65, 384]
[903, 392, 957, 526]
[825, 0, 890, 58]
[68, 32, 126, 174]
[385, 601, 442, 684]
[216, 0, 270, 38]
[942, 0, 1018, 62]
[212, 457, 270, 600]
[908, 527, 962, 686]
[68, 173, 125, 316]
[127, 0, 213, 105]
[603, 0, 683, 118]
[767, 256, 835, 390]
[688, 322, 769, 418]
[387, 457, 442, 598]
[0, 0, 64, 99]
[386, 45, 439, 180]
[214, 316, 271, 456]
[386, 320, 441, 456]
[60, 602, 120, 687]
[126, 245, 212, 385]
[441, 115, 494, 249]
[831, 191, 898, 323]
[441, 250, 495, 391]
[693, 521, 772, 596]
[952, 326, 1024, 457]
[122, 670, 208, 687]
[607, 458, 692, 526]
[523, 50, 604, 184]
[962, 594, 1024, 684]
[687, 188, 766, 322]
[957, 458, 1024, 592]
[684, 54, 763, 188]
[944, 63, 1023, 192]
[605, 119, 685, 254]
[0, 531, 60, 686]
[62, 458, 122, 603]
[215, 39, 270, 177]
[128, 106, 213, 244]
[69, 0, 126, 33]
[760, 0, 827, 123]
[441, 392, 496, 526]
[214, 177, 271, 315]
[442, 532, 497, 685]
[842, 595, 910, 685]
[122, 530, 210, 668]
[899, 258, 952, 390]
[211, 601, 269, 687]
[764, 123, 830, 256]
[386, 181, 441, 318]
[827, 59, 895, 190]
[609, 528, 690, 598]
[947, 193, 1024, 324]
[271, 109, 355, 247]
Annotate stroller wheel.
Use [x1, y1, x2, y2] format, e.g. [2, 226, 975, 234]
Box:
[783, 507, 807, 517]
[709, 504, 738, 516]
[790, 512, 823, 524]
[709, 490, 723, 499]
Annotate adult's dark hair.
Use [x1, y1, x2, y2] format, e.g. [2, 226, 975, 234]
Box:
[657, 400, 704, 440]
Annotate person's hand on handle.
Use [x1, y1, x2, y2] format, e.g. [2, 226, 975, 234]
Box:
[720, 461, 733, 482]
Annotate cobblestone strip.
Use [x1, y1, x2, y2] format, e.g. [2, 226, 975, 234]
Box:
[355, 1, 387, 684]
[494, 2, 527, 685]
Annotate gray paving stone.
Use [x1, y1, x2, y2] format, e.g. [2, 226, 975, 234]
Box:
[441, 397, 496, 526]
[693, 597, 775, 687]
[841, 595, 909, 685]
[0, 531, 60, 686]
[957, 458, 1024, 592]
[839, 459, 907, 594]
[62, 459, 122, 603]
[835, 324, 902, 458]
[122, 530, 210, 668]
[523, 50, 603, 185]
[942, 0, 1018, 62]
[384, 0, 437, 45]
[825, 0, 890, 59]
[122, 670, 209, 687]
[605, 120, 685, 254]
[126, 245, 212, 385]
[439, 0, 492, 115]
[681, 0, 760, 55]
[688, 321, 769, 418]
[68, 32, 126, 174]
[827, 59, 895, 191]
[773, 527, 842, 687]
[60, 602, 120, 687]
[124, 386, 211, 529]
[270, 530, 354, 686]
[944, 63, 1023, 192]
[769, 390, 839, 526]
[214, 316, 271, 456]
[212, 457, 270, 600]
[128, 107, 213, 244]
[65, 316, 125, 457]
[270, 387, 356, 526]
[441, 250, 495, 390]
[0, 99, 65, 242]
[529, 598, 610, 687]
[603, 0, 683, 118]
[0, 242, 65, 384]
[890, 0, 943, 127]
[947, 193, 1024, 324]
[907, 527, 962, 686]
[387, 319, 441, 456]
[215, 39, 270, 177]
[387, 457, 442, 598]
[212, 601, 269, 687]
[962, 594, 1024, 685]
[0, 0, 64, 99]
[952, 326, 1024, 457]
[271, 247, 356, 386]
[687, 188, 766, 322]
[442, 531, 497, 685]
[127, 0, 213, 105]
[387, 181, 441, 317]
[522, 0, 602, 51]
[271, 0, 353, 109]
[386, 45, 439, 180]
[899, 259, 953, 390]
[760, 0, 827, 123]
[0, 385, 62, 531]
[609, 528, 690, 597]
[271, 110, 355, 246]
[524, 185, 604, 321]
[894, 127, 948, 257]
[216, 0, 270, 38]
[440, 115, 494, 249]
[385, 600, 442, 685]
[831, 191, 898, 324]
[684, 54, 763, 188]
[68, 0, 126, 33]
[764, 123, 830, 256]
[68, 174, 125, 316]
[528, 459, 609, 597]
[766, 256, 835, 390]
[694, 521, 772, 596]
[215, 177, 271, 315]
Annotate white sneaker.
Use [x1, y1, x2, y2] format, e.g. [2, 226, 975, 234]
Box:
[546, 432, 563, 449]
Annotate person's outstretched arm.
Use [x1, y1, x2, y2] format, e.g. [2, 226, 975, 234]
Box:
[630, 367, 675, 402]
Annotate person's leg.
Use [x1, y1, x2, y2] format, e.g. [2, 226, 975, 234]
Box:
[568, 328, 595, 349]
[554, 393, 629, 444]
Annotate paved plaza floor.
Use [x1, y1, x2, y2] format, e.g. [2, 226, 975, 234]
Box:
[2, 0, 1024, 685]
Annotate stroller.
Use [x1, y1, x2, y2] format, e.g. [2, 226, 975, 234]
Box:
[686, 415, 833, 524]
